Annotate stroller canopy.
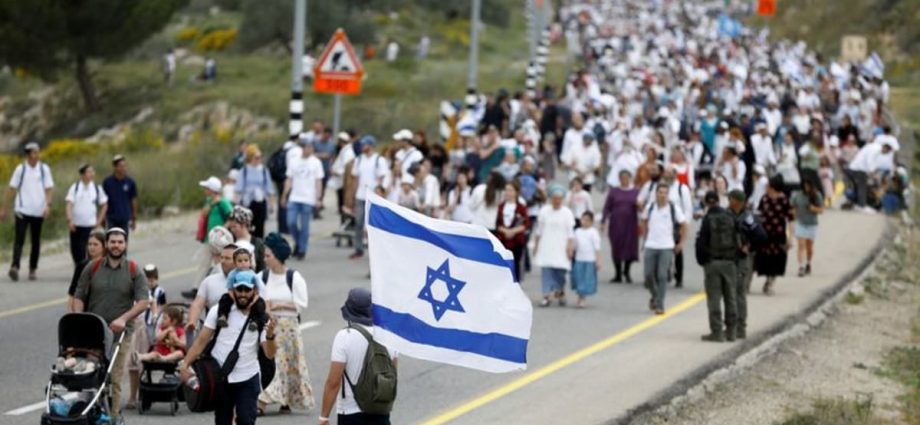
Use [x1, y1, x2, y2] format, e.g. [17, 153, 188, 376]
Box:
[57, 313, 114, 361]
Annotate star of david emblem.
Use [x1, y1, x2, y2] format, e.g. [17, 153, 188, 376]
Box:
[418, 259, 466, 321]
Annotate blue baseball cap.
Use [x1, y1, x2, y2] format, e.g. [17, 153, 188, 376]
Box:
[228, 269, 257, 289]
[360, 135, 377, 146]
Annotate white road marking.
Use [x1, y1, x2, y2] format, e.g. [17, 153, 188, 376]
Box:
[5, 392, 75, 416]
[298, 320, 321, 331]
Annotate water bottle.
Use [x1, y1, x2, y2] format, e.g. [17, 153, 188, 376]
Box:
[187, 377, 200, 392]
[95, 412, 111, 425]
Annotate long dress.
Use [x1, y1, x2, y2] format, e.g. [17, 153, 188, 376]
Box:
[602, 187, 639, 263]
[754, 194, 794, 277]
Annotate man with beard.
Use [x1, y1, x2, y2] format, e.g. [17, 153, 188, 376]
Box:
[182, 271, 277, 425]
[73, 227, 148, 421]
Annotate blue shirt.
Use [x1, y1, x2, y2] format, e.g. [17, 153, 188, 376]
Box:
[314, 138, 337, 171]
[102, 175, 137, 223]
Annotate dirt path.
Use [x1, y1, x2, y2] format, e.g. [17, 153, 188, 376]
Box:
[634, 227, 920, 425]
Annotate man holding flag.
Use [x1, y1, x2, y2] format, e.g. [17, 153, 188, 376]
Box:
[318, 193, 533, 422]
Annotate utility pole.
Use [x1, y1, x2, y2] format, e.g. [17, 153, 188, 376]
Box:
[289, 0, 307, 136]
[467, 0, 481, 92]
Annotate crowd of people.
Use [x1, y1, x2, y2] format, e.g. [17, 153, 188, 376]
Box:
[2, 1, 912, 424]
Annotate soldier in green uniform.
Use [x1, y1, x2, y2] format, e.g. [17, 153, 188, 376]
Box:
[728, 189, 766, 339]
[696, 191, 740, 342]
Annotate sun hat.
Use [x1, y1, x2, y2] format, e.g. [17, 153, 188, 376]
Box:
[341, 288, 373, 326]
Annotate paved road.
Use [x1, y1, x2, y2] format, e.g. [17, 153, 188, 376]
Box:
[0, 195, 887, 425]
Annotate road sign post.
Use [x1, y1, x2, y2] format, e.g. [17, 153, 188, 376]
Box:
[313, 29, 364, 138]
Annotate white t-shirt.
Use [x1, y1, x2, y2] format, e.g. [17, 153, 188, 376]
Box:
[641, 201, 686, 250]
[331, 325, 398, 415]
[204, 304, 267, 384]
[561, 142, 602, 185]
[9, 162, 54, 217]
[351, 154, 388, 201]
[395, 147, 423, 177]
[65, 181, 108, 227]
[720, 160, 746, 191]
[448, 187, 474, 223]
[573, 227, 601, 262]
[196, 271, 228, 309]
[287, 155, 324, 205]
[564, 189, 594, 219]
[284, 142, 303, 172]
[263, 269, 308, 318]
[468, 184, 500, 231]
[534, 205, 576, 270]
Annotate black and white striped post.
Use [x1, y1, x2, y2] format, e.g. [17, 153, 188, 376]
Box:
[289, 0, 307, 137]
[525, 61, 538, 98]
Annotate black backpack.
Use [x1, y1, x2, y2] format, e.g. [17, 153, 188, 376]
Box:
[342, 324, 398, 415]
[267, 145, 291, 182]
[707, 208, 740, 260]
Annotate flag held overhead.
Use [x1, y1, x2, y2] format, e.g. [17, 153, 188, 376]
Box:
[365, 193, 533, 373]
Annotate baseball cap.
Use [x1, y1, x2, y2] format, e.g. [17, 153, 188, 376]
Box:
[360, 135, 377, 147]
[393, 129, 413, 141]
[23, 142, 40, 153]
[337, 132, 351, 141]
[228, 270, 257, 289]
[199, 176, 222, 193]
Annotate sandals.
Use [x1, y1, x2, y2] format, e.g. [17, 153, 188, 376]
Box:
[279, 405, 292, 414]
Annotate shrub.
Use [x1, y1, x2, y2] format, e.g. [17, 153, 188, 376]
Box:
[195, 28, 238, 52]
[175, 27, 201, 43]
[42, 139, 102, 164]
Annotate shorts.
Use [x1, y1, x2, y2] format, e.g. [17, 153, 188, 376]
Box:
[127, 317, 151, 371]
[794, 222, 818, 240]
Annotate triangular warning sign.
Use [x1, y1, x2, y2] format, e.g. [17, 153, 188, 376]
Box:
[314, 29, 363, 78]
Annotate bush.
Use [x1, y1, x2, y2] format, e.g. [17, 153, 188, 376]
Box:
[42, 139, 103, 164]
[195, 28, 238, 52]
[175, 27, 201, 43]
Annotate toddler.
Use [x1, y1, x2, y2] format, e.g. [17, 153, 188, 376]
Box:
[571, 212, 601, 308]
[565, 178, 593, 224]
[137, 306, 186, 362]
[216, 248, 269, 328]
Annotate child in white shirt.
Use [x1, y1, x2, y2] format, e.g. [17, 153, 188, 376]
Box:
[565, 178, 594, 226]
[571, 212, 601, 308]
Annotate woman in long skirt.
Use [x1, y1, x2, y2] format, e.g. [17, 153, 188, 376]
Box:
[258, 233, 315, 414]
[601, 170, 639, 283]
[755, 176, 794, 295]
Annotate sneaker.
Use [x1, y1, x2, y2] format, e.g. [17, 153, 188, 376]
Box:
[349, 252, 364, 260]
[737, 328, 747, 339]
[797, 267, 805, 277]
[655, 309, 665, 315]
[610, 276, 623, 284]
[28, 269, 36, 280]
[538, 299, 551, 307]
[8, 267, 18, 282]
[805, 264, 812, 275]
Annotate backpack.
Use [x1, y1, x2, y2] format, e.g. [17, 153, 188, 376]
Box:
[342, 324, 398, 415]
[707, 208, 740, 260]
[267, 145, 291, 182]
[185, 313, 252, 412]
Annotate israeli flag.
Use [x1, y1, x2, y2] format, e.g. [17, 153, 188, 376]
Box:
[366, 193, 533, 373]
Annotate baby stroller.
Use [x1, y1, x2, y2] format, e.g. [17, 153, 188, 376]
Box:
[136, 302, 189, 415]
[41, 313, 123, 425]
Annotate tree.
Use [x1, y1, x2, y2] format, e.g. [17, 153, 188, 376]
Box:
[237, 0, 377, 53]
[0, 0, 187, 111]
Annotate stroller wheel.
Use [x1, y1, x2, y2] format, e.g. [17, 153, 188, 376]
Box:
[136, 394, 144, 414]
[170, 398, 178, 416]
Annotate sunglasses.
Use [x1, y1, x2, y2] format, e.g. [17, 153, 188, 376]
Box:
[233, 286, 254, 293]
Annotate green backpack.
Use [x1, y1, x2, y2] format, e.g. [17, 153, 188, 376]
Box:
[343, 324, 398, 415]
[708, 208, 740, 260]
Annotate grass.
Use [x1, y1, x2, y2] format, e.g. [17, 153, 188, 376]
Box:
[879, 346, 920, 423]
[777, 396, 880, 425]
[845, 292, 865, 305]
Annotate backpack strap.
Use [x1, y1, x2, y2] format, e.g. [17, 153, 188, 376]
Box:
[285, 269, 295, 291]
[341, 323, 375, 399]
[89, 257, 105, 278]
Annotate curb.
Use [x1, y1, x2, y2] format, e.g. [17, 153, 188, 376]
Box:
[612, 217, 898, 425]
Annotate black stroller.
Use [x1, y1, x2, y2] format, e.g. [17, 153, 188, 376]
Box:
[136, 302, 189, 415]
[41, 313, 123, 425]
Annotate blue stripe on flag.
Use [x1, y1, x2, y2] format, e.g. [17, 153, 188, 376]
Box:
[373, 304, 528, 364]
[368, 203, 515, 274]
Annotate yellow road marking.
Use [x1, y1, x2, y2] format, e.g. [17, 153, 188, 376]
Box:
[419, 292, 707, 425]
[0, 266, 197, 320]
